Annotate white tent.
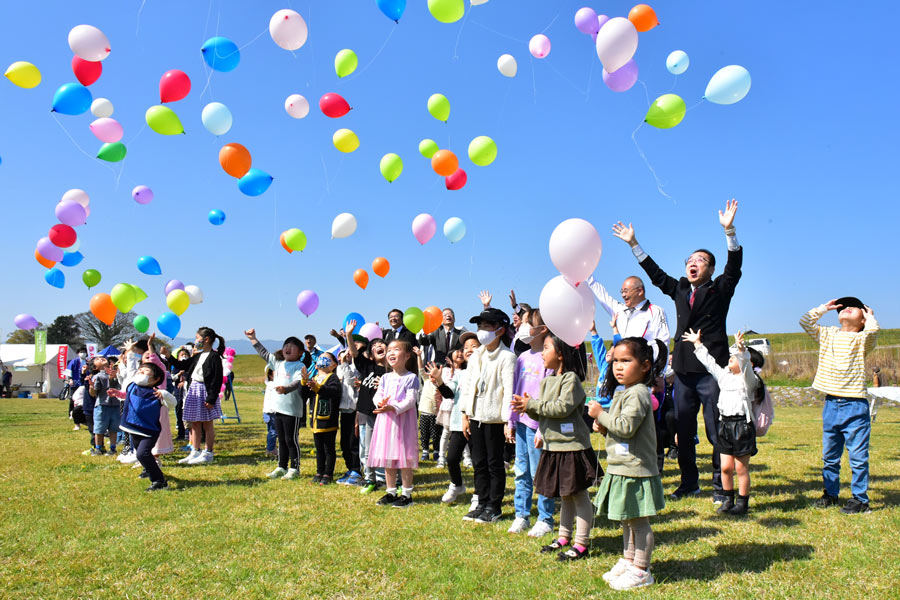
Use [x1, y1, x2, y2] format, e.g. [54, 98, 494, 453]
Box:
[0, 344, 69, 397]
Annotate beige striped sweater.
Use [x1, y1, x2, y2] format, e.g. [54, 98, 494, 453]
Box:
[799, 305, 879, 398]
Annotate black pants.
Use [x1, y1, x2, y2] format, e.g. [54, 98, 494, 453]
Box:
[134, 432, 165, 484]
[300, 387, 313, 427]
[174, 388, 186, 439]
[339, 411, 360, 472]
[673, 372, 722, 494]
[446, 431, 469, 486]
[419, 413, 442, 454]
[655, 386, 676, 473]
[84, 409, 95, 447]
[468, 420, 506, 511]
[274, 412, 301, 470]
[314, 430, 338, 478]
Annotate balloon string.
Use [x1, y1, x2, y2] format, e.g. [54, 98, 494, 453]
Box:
[198, 10, 220, 100]
[540, 12, 560, 34]
[468, 233, 476, 280]
[452, 5, 472, 61]
[584, 51, 596, 104]
[631, 121, 673, 201]
[136, 0, 147, 36]
[319, 152, 330, 195]
[469, 20, 526, 44]
[666, 74, 677, 93]
[236, 26, 269, 53]
[638, 79, 651, 107]
[530, 56, 537, 104]
[686, 98, 705, 112]
[544, 60, 587, 97]
[49, 112, 120, 180]
[346, 26, 396, 81]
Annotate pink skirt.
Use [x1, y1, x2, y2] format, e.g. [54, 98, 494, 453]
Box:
[153, 405, 174, 455]
[367, 408, 419, 469]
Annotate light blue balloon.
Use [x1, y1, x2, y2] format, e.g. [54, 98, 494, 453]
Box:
[61, 251, 84, 267]
[666, 50, 689, 75]
[44, 268, 65, 288]
[137, 255, 162, 275]
[201, 102, 233, 136]
[208, 209, 226, 226]
[52, 82, 92, 115]
[443, 217, 466, 244]
[377, 0, 406, 22]
[344, 312, 366, 336]
[704, 65, 751, 105]
[201, 37, 240, 72]
[237, 168, 273, 196]
[157, 311, 181, 338]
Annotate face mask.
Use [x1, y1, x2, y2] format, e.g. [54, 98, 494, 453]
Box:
[133, 374, 152, 387]
[78, 352, 87, 359]
[476, 329, 497, 345]
[316, 355, 333, 369]
[518, 323, 535, 344]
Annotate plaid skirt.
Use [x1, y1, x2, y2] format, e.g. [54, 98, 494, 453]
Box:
[183, 380, 221, 423]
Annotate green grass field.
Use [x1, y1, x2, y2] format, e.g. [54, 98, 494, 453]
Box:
[1, 389, 899, 599]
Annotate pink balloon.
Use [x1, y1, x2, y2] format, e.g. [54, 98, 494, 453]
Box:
[574, 7, 599, 34]
[539, 275, 596, 347]
[55, 200, 87, 226]
[164, 279, 184, 295]
[602, 58, 639, 92]
[359, 322, 383, 342]
[89, 117, 123, 143]
[296, 290, 319, 316]
[548, 218, 603, 285]
[412, 213, 436, 245]
[37, 237, 64, 262]
[132, 185, 154, 205]
[529, 34, 551, 59]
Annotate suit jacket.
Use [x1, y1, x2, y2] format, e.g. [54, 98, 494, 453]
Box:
[382, 326, 419, 347]
[421, 326, 467, 363]
[639, 247, 742, 374]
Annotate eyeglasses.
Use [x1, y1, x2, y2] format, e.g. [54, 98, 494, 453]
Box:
[684, 256, 709, 266]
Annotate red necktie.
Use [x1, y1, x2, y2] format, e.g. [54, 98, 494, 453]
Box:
[689, 289, 696, 308]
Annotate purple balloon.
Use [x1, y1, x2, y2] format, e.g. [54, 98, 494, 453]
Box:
[591, 15, 610, 41]
[14, 314, 39, 330]
[165, 279, 185, 295]
[37, 237, 64, 262]
[603, 58, 639, 92]
[296, 290, 319, 317]
[55, 200, 87, 227]
[574, 7, 599, 34]
[132, 185, 154, 205]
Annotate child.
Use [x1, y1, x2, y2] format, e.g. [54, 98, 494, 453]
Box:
[171, 347, 190, 441]
[414, 345, 442, 462]
[588, 337, 665, 590]
[143, 335, 175, 470]
[510, 334, 597, 561]
[683, 329, 758, 514]
[336, 347, 362, 485]
[303, 352, 342, 484]
[79, 363, 97, 454]
[245, 329, 306, 480]
[346, 321, 388, 493]
[369, 340, 420, 507]
[263, 366, 278, 458]
[89, 357, 119, 456]
[800, 297, 879, 514]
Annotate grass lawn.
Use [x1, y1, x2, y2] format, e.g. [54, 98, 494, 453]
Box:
[1, 392, 899, 599]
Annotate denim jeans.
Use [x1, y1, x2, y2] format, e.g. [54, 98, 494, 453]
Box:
[263, 412, 277, 453]
[514, 422, 555, 524]
[822, 397, 870, 503]
[358, 413, 384, 483]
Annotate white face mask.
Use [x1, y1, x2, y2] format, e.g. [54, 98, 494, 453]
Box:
[518, 323, 535, 344]
[476, 329, 497, 345]
[78, 352, 87, 359]
[133, 374, 152, 387]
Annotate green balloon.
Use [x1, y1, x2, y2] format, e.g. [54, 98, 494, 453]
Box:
[418, 139, 439, 158]
[284, 228, 307, 251]
[82, 269, 101, 289]
[335, 49, 358, 78]
[130, 284, 148, 303]
[427, 93, 450, 122]
[133, 315, 150, 333]
[379, 153, 403, 183]
[644, 94, 686, 129]
[97, 142, 127, 162]
[110, 283, 137, 313]
[468, 135, 497, 167]
[403, 306, 425, 334]
[427, 0, 464, 23]
[145, 105, 184, 135]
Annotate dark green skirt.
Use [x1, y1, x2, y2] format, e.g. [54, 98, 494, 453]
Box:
[593, 473, 665, 521]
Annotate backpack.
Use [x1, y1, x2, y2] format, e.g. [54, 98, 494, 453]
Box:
[752, 376, 774, 436]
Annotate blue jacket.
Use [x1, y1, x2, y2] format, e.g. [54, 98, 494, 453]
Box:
[120, 383, 162, 437]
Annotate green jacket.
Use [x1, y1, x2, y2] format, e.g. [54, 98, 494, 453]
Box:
[597, 384, 659, 478]
[524, 372, 592, 452]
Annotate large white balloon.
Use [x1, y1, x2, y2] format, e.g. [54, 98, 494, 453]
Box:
[68, 25, 111, 62]
[269, 9, 308, 51]
[284, 94, 309, 119]
[595, 17, 638, 74]
[539, 276, 596, 347]
[201, 102, 233, 136]
[184, 285, 204, 305]
[331, 212, 358, 239]
[548, 218, 602, 285]
[62, 189, 90, 208]
[91, 97, 113, 118]
[497, 54, 517, 78]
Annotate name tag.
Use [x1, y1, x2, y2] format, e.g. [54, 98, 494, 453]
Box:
[561, 423, 574, 434]
[613, 442, 630, 456]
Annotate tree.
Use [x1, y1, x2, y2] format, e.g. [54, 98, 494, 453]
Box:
[5, 329, 35, 343]
[75, 311, 142, 349]
[47, 315, 82, 349]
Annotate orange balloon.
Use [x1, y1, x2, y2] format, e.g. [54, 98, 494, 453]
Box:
[35, 248, 56, 269]
[431, 149, 458, 177]
[280, 231, 292, 253]
[423, 305, 442, 335]
[372, 257, 390, 278]
[89, 293, 117, 326]
[628, 4, 659, 32]
[353, 269, 369, 290]
[219, 143, 252, 178]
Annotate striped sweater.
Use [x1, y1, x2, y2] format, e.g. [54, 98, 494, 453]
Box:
[799, 305, 879, 398]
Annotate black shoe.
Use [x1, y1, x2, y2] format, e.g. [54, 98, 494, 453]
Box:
[726, 494, 749, 515]
[540, 539, 567, 554]
[814, 493, 839, 508]
[669, 487, 701, 501]
[712, 494, 728, 505]
[376, 492, 398, 506]
[318, 475, 333, 486]
[557, 546, 589, 561]
[840, 498, 871, 514]
[666, 447, 679, 460]
[716, 491, 735, 513]
[474, 507, 501, 524]
[312, 475, 322, 484]
[463, 506, 485, 521]
[146, 480, 168, 492]
[138, 470, 149, 479]
[90, 448, 103, 456]
[391, 494, 413, 508]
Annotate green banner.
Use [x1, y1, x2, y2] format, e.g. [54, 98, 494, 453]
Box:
[34, 329, 46, 364]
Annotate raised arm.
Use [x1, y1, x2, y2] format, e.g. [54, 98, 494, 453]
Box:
[614, 221, 679, 298]
[718, 199, 743, 295]
[245, 328, 275, 367]
[862, 306, 880, 354]
[585, 276, 623, 318]
[799, 302, 832, 342]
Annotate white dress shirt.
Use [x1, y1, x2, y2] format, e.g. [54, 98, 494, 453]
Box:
[585, 276, 670, 345]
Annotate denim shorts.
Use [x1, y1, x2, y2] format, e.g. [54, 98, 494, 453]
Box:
[93, 405, 121, 435]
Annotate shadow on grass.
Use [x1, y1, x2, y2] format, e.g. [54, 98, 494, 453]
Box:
[654, 542, 814, 582]
[756, 516, 802, 528]
[655, 526, 722, 546]
[167, 476, 263, 489]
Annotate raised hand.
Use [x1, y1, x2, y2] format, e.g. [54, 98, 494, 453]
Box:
[734, 330, 745, 351]
[244, 328, 256, 340]
[682, 328, 702, 346]
[346, 319, 357, 334]
[824, 299, 841, 312]
[147, 333, 156, 351]
[718, 198, 738, 229]
[612, 221, 636, 245]
[478, 290, 492, 308]
[509, 289, 518, 309]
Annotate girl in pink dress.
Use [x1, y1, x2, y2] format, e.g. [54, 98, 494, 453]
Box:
[368, 340, 420, 508]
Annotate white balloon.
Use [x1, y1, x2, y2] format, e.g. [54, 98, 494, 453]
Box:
[595, 17, 638, 74]
[201, 102, 233, 136]
[90, 98, 114, 118]
[331, 212, 358, 239]
[548, 218, 602, 285]
[666, 50, 689, 75]
[184, 285, 204, 305]
[284, 94, 310, 119]
[269, 9, 308, 51]
[62, 188, 90, 208]
[66, 238, 81, 253]
[471, 0, 489, 5]
[68, 25, 111, 62]
[497, 54, 517, 78]
[539, 275, 596, 347]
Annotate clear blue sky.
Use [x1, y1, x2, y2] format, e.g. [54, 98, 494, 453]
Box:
[2, 1, 897, 344]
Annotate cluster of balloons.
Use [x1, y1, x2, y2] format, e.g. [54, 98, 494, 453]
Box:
[419, 95, 497, 189]
[156, 282, 203, 337]
[400, 305, 443, 335]
[39, 189, 95, 288]
[219, 143, 273, 196]
[643, 64, 751, 130]
[280, 228, 307, 253]
[353, 257, 390, 290]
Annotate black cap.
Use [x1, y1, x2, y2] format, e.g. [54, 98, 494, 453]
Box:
[835, 296, 864, 310]
[469, 308, 510, 328]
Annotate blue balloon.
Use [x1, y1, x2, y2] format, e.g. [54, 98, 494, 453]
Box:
[703, 65, 751, 105]
[376, 0, 406, 22]
[237, 168, 273, 196]
[157, 311, 181, 338]
[201, 102, 233, 136]
[137, 255, 162, 275]
[201, 37, 240, 72]
[44, 268, 65, 288]
[208, 209, 226, 226]
[61, 251, 84, 267]
[443, 217, 466, 244]
[51, 83, 92, 115]
[344, 312, 366, 336]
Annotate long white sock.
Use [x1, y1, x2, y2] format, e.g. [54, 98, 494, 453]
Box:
[386, 487, 397, 495]
[402, 486, 413, 498]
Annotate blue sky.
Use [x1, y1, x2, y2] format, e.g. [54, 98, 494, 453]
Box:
[2, 1, 897, 344]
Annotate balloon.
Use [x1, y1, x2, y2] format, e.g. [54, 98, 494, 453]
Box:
[704, 65, 752, 105]
[427, 0, 464, 23]
[468, 136, 497, 166]
[35, 249, 55, 269]
[110, 283, 138, 312]
[82, 269, 101, 289]
[529, 34, 551, 59]
[70, 56, 101, 87]
[333, 128, 360, 153]
[201, 102, 233, 135]
[602, 59, 638, 92]
[269, 9, 308, 50]
[539, 275, 595, 347]
[353, 269, 369, 290]
[208, 209, 226, 225]
[443, 217, 466, 243]
[14, 314, 39, 330]
[431, 149, 458, 176]
[471, 0, 489, 4]
[158, 70, 191, 103]
[284, 94, 309, 119]
[68, 25, 110, 62]
[666, 50, 689, 75]
[334, 49, 358, 78]
[201, 37, 240, 72]
[574, 7, 600, 34]
[49, 224, 77, 248]
[89, 117, 123, 143]
[359, 322, 383, 341]
[644, 93, 686, 129]
[165, 280, 185, 295]
[137, 255, 162, 276]
[427, 93, 450, 122]
[184, 284, 204, 304]
[423, 306, 442, 335]
[219, 143, 252, 178]
[372, 257, 390, 278]
[44, 268, 65, 289]
[55, 200, 87, 227]
[90, 293, 116, 325]
[91, 97, 113, 117]
[97, 142, 126, 162]
[412, 213, 436, 245]
[331, 213, 357, 239]
[377, 0, 406, 22]
[4, 61, 41, 88]
[296, 290, 319, 316]
[283, 228, 307, 251]
[497, 54, 517, 77]
[380, 153, 403, 182]
[595, 17, 638, 74]
[418, 139, 439, 158]
[62, 188, 90, 207]
[549, 218, 603, 285]
[132, 185, 153, 205]
[66, 238, 82, 253]
[344, 312, 365, 335]
[628, 4, 659, 32]
[146, 105, 184, 135]
[37, 238, 63, 262]
[445, 168, 467, 190]
[133, 315, 150, 333]
[238, 168, 273, 196]
[320, 93, 351, 118]
[130, 284, 148, 303]
[595, 14, 610, 36]
[166, 289, 190, 316]
[52, 83, 92, 115]
[157, 312, 181, 338]
[403, 307, 425, 334]
[279, 232, 292, 253]
[61, 251, 84, 267]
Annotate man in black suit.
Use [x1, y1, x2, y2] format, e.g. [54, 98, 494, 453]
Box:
[382, 308, 419, 347]
[612, 199, 741, 503]
[419, 308, 467, 364]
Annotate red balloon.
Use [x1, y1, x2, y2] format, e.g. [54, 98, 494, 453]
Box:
[49, 224, 77, 248]
[319, 93, 351, 118]
[72, 56, 102, 86]
[159, 70, 191, 103]
[445, 168, 467, 190]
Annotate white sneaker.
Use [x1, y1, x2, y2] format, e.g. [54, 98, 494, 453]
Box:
[469, 494, 480, 513]
[527, 520, 554, 538]
[436, 458, 446, 468]
[120, 452, 139, 465]
[73, 425, 80, 431]
[609, 564, 654, 590]
[281, 468, 300, 480]
[267, 467, 287, 479]
[178, 450, 200, 464]
[421, 450, 429, 461]
[462, 457, 473, 468]
[131, 462, 143, 469]
[441, 484, 466, 504]
[507, 516, 530, 534]
[187, 450, 213, 465]
[602, 558, 632, 582]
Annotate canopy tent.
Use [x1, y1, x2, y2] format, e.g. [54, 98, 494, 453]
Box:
[98, 345, 121, 357]
[0, 344, 69, 397]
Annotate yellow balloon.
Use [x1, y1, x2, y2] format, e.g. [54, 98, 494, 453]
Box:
[333, 128, 359, 153]
[4, 61, 41, 89]
[166, 289, 190, 316]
